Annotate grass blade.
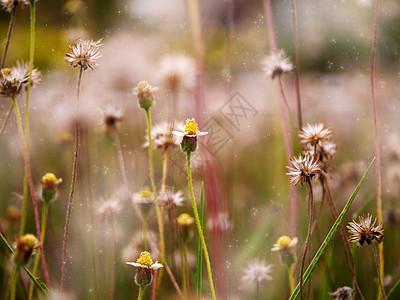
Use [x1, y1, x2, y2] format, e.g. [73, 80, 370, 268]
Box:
[196, 182, 204, 296]
[289, 157, 375, 300]
[387, 277, 400, 299]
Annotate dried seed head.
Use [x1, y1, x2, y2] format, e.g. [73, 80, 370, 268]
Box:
[1, 0, 29, 12]
[159, 187, 184, 210]
[143, 121, 182, 151]
[299, 123, 332, 147]
[101, 106, 123, 134]
[261, 50, 293, 79]
[96, 197, 123, 220]
[347, 214, 384, 247]
[65, 38, 102, 70]
[328, 286, 352, 300]
[0, 67, 28, 97]
[286, 152, 321, 186]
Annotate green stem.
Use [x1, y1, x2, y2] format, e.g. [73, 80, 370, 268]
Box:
[11, 96, 51, 288]
[20, 0, 36, 237]
[186, 152, 216, 300]
[288, 265, 294, 294]
[137, 286, 145, 300]
[144, 108, 165, 286]
[183, 243, 189, 294]
[10, 265, 19, 300]
[28, 201, 48, 300]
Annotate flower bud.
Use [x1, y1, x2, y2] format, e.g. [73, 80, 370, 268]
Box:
[181, 135, 197, 153]
[135, 267, 153, 287]
[13, 234, 38, 267]
[133, 81, 158, 110]
[177, 213, 195, 242]
[40, 173, 62, 203]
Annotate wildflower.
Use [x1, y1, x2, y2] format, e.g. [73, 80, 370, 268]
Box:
[286, 153, 321, 186]
[143, 121, 182, 151]
[271, 236, 298, 266]
[299, 123, 332, 147]
[242, 259, 273, 284]
[173, 118, 208, 153]
[133, 80, 158, 110]
[126, 251, 163, 287]
[96, 197, 123, 220]
[328, 286, 352, 300]
[5, 205, 20, 226]
[177, 213, 195, 242]
[40, 173, 63, 203]
[65, 38, 102, 70]
[159, 187, 184, 210]
[157, 54, 196, 93]
[1, 0, 29, 12]
[13, 234, 39, 267]
[177, 213, 195, 228]
[347, 214, 384, 247]
[271, 236, 298, 251]
[101, 106, 123, 134]
[132, 189, 155, 216]
[14, 61, 42, 88]
[0, 67, 28, 97]
[261, 50, 293, 79]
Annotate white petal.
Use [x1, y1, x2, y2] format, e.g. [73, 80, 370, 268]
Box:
[197, 131, 208, 136]
[172, 131, 186, 137]
[150, 262, 164, 270]
[126, 262, 148, 268]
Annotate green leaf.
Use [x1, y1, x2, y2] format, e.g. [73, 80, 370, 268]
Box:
[289, 157, 375, 300]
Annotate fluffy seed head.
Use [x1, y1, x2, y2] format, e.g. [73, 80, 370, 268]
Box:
[299, 123, 332, 147]
[1, 0, 29, 12]
[329, 286, 352, 300]
[242, 259, 273, 284]
[0, 67, 28, 97]
[286, 153, 321, 186]
[261, 50, 293, 79]
[65, 38, 102, 70]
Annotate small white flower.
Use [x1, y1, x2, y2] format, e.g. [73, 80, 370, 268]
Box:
[132, 189, 155, 205]
[126, 251, 163, 270]
[271, 236, 298, 251]
[172, 118, 208, 137]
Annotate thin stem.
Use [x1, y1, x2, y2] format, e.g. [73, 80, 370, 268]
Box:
[255, 281, 260, 300]
[110, 216, 117, 300]
[115, 125, 183, 299]
[183, 242, 190, 294]
[263, 0, 297, 238]
[0, 104, 13, 137]
[187, 152, 216, 300]
[287, 265, 294, 294]
[10, 265, 19, 300]
[61, 66, 83, 292]
[370, 2, 384, 298]
[180, 237, 187, 297]
[290, 0, 302, 129]
[322, 177, 364, 300]
[300, 180, 314, 300]
[1, 5, 16, 69]
[20, 0, 36, 237]
[137, 286, 145, 300]
[372, 243, 387, 299]
[28, 201, 48, 300]
[11, 96, 51, 288]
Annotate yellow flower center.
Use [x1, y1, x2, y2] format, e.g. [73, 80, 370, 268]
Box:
[276, 236, 292, 248]
[41, 173, 58, 185]
[136, 251, 154, 267]
[1, 68, 11, 76]
[177, 213, 195, 226]
[139, 189, 153, 199]
[184, 118, 198, 135]
[136, 80, 149, 92]
[19, 234, 39, 250]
